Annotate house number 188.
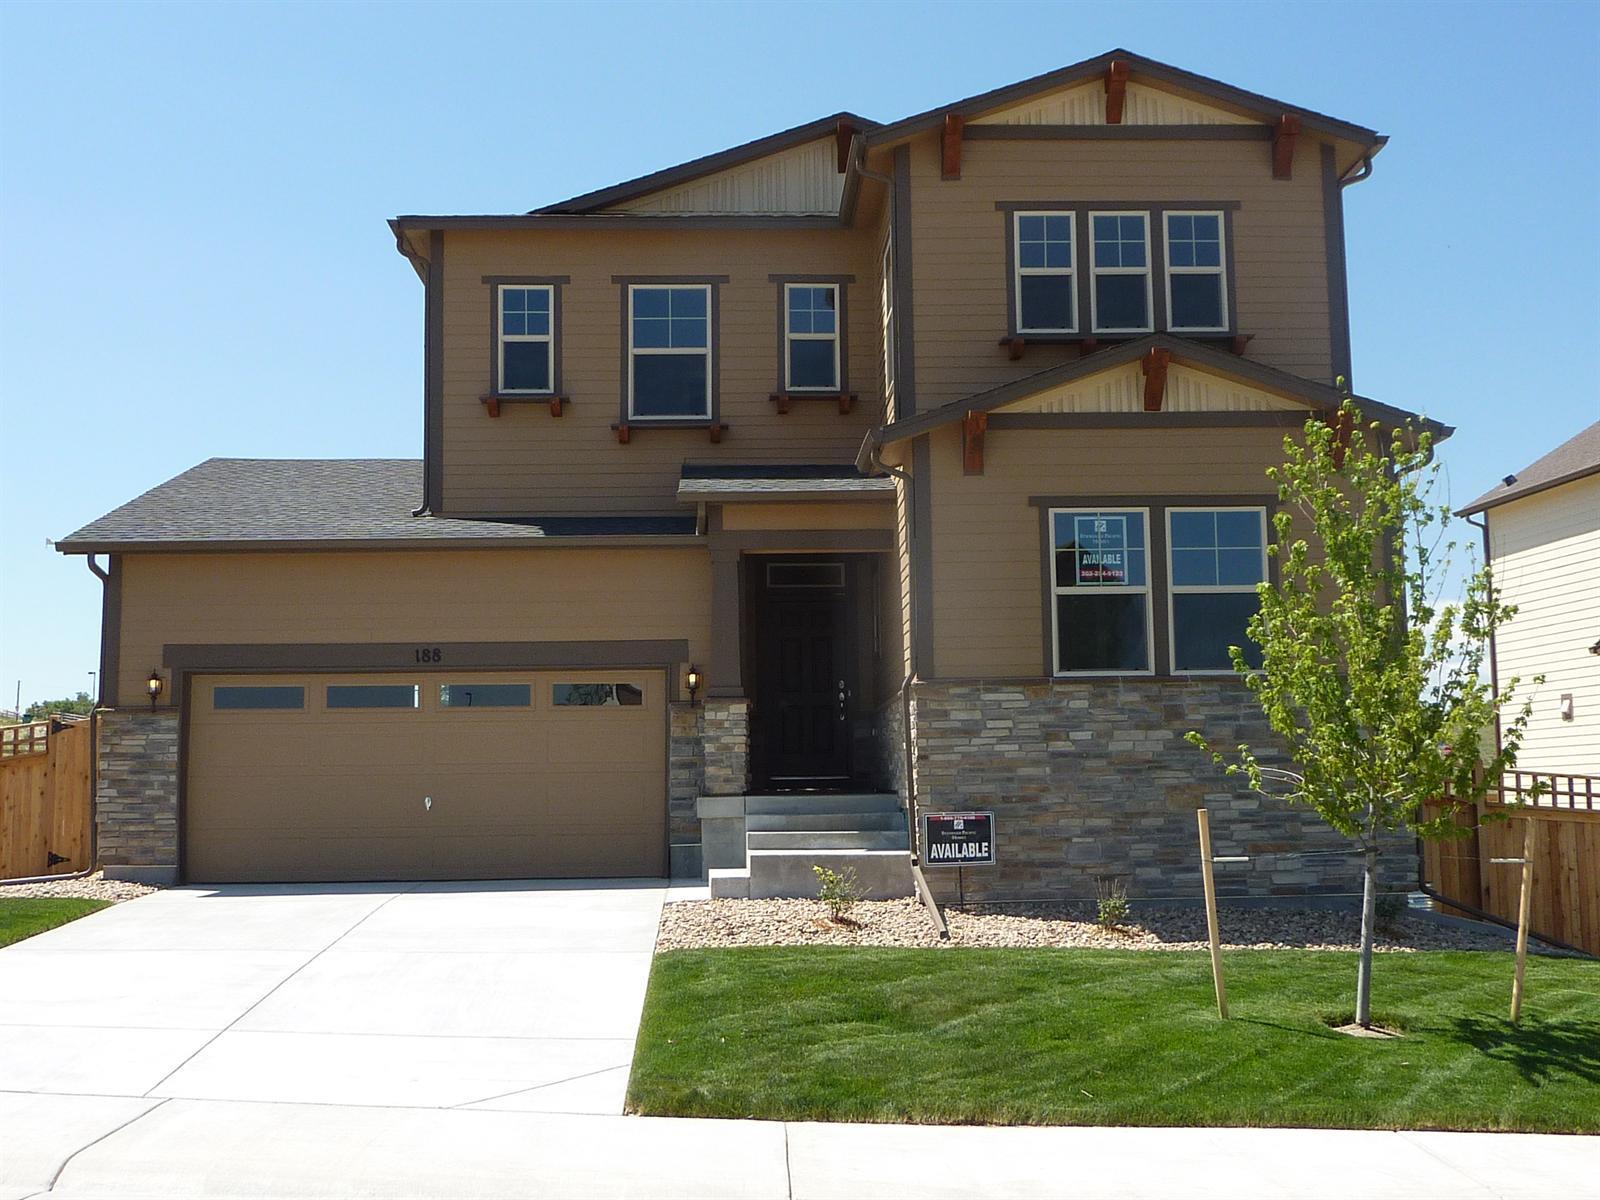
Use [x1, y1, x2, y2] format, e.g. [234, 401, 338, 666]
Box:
[414, 647, 443, 663]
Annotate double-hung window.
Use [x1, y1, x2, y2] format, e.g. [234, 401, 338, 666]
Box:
[1014, 212, 1075, 333]
[784, 283, 839, 391]
[498, 285, 553, 393]
[1089, 213, 1153, 333]
[628, 285, 711, 419]
[1049, 509, 1152, 675]
[1167, 507, 1267, 671]
[1164, 212, 1228, 333]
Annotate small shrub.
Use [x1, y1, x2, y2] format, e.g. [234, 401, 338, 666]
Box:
[813, 865, 861, 923]
[1374, 892, 1407, 937]
[1096, 878, 1130, 930]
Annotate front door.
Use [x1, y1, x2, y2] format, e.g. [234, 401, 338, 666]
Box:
[754, 562, 852, 787]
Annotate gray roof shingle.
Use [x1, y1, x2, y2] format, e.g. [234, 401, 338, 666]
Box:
[1459, 421, 1600, 516]
[676, 463, 893, 501]
[57, 459, 698, 551]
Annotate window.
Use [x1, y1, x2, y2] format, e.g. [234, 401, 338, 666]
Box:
[1164, 213, 1227, 332]
[1049, 509, 1152, 674]
[552, 683, 643, 707]
[498, 285, 553, 393]
[881, 239, 897, 395]
[213, 686, 304, 710]
[783, 284, 839, 391]
[1168, 508, 1267, 672]
[629, 285, 710, 419]
[1014, 212, 1076, 332]
[327, 684, 418, 709]
[1090, 213, 1152, 333]
[438, 683, 531, 708]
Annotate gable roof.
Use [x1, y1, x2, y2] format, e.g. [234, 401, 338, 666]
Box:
[1458, 420, 1600, 516]
[864, 48, 1384, 152]
[856, 335, 1447, 470]
[56, 459, 697, 553]
[533, 111, 875, 215]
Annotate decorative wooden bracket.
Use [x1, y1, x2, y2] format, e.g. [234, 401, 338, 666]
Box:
[1272, 115, 1301, 180]
[1141, 347, 1171, 411]
[836, 119, 860, 174]
[481, 395, 568, 418]
[998, 335, 1025, 361]
[614, 423, 630, 444]
[1229, 334, 1254, 357]
[708, 423, 727, 444]
[770, 392, 856, 414]
[1105, 60, 1129, 124]
[1326, 409, 1354, 468]
[962, 411, 988, 475]
[1077, 337, 1101, 358]
[941, 113, 965, 181]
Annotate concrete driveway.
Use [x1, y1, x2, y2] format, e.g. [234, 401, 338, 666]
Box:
[0, 879, 668, 1114]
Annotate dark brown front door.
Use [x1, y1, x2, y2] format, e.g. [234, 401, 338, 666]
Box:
[756, 584, 852, 786]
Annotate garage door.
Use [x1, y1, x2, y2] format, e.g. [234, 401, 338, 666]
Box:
[185, 670, 667, 882]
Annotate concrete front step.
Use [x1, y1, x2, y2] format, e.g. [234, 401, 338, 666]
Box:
[746, 829, 908, 852]
[747, 850, 914, 900]
[742, 793, 903, 817]
[746, 811, 907, 833]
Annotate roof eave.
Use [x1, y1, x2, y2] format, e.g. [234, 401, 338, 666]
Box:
[55, 534, 710, 556]
[1457, 463, 1600, 517]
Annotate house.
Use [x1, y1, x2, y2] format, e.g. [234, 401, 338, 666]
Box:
[59, 50, 1444, 900]
[1459, 421, 1600, 792]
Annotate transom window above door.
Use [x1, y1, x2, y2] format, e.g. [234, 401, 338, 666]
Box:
[629, 285, 712, 419]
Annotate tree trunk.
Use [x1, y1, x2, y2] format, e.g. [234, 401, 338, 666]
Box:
[1355, 846, 1378, 1028]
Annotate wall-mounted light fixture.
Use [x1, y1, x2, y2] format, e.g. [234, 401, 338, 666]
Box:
[685, 666, 702, 704]
[146, 669, 164, 710]
[1559, 693, 1574, 722]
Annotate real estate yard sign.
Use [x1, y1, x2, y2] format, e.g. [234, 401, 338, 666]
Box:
[922, 812, 996, 866]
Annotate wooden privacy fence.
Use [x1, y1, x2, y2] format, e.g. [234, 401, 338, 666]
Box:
[1423, 771, 1600, 957]
[0, 717, 93, 880]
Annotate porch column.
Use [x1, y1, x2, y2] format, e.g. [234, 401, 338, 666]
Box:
[707, 545, 745, 699]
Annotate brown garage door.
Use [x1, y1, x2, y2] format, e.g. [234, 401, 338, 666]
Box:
[185, 671, 666, 882]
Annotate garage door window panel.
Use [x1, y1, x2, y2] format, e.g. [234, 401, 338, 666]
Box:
[553, 683, 644, 707]
[438, 683, 532, 708]
[326, 684, 420, 709]
[213, 685, 305, 710]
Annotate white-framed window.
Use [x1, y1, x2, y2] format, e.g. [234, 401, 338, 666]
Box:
[784, 283, 839, 391]
[628, 284, 711, 419]
[881, 238, 897, 396]
[497, 284, 554, 393]
[1089, 212, 1153, 334]
[1164, 212, 1228, 333]
[1014, 211, 1076, 333]
[1167, 507, 1268, 672]
[1048, 508, 1154, 675]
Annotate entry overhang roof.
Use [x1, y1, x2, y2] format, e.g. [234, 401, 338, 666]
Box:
[677, 463, 894, 504]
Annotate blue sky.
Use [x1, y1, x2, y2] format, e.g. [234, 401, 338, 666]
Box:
[1, 0, 1596, 707]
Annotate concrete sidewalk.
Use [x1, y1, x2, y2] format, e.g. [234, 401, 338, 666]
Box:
[2, 1091, 1595, 1199]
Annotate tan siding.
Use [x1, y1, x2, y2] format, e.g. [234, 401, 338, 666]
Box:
[906, 134, 1335, 407]
[1489, 476, 1600, 774]
[975, 81, 1255, 127]
[608, 137, 843, 215]
[117, 549, 713, 707]
[442, 227, 882, 515]
[925, 424, 1292, 678]
[719, 501, 893, 531]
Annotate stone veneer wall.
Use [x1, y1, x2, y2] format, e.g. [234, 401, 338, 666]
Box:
[95, 708, 180, 883]
[701, 698, 750, 796]
[668, 701, 704, 844]
[874, 692, 910, 802]
[913, 680, 1415, 903]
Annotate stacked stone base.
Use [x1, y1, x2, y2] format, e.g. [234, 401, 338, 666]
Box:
[95, 709, 180, 884]
[912, 680, 1415, 903]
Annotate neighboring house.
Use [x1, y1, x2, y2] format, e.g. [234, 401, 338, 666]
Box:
[1459, 421, 1600, 788]
[59, 49, 1446, 899]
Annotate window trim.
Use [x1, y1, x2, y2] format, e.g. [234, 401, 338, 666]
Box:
[615, 276, 723, 425]
[1011, 209, 1079, 335]
[1088, 210, 1155, 335]
[1165, 505, 1269, 675]
[771, 274, 851, 394]
[1046, 505, 1156, 678]
[881, 238, 897, 397]
[482, 275, 567, 399]
[1162, 211, 1230, 335]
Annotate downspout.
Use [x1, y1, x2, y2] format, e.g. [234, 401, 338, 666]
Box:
[1339, 154, 1374, 188]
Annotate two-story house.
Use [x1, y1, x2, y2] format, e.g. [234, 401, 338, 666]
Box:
[61, 50, 1444, 900]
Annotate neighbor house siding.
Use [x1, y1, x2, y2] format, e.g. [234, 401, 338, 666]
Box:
[1489, 475, 1600, 775]
[905, 133, 1336, 408]
[439, 228, 881, 516]
[114, 548, 714, 707]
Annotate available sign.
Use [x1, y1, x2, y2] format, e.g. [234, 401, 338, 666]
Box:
[922, 811, 996, 867]
[1075, 515, 1128, 585]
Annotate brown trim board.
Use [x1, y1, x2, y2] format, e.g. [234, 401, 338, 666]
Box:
[163, 640, 692, 678]
[910, 436, 934, 677]
[423, 229, 444, 513]
[892, 144, 916, 417]
[1322, 143, 1354, 389]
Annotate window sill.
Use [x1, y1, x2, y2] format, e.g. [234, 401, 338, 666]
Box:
[480, 393, 568, 418]
[611, 419, 728, 444]
[999, 332, 1251, 361]
[770, 391, 856, 415]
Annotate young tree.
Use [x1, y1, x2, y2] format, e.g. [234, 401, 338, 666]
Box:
[22, 692, 94, 722]
[1188, 401, 1536, 1029]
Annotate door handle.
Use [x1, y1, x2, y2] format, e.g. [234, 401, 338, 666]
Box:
[424, 795, 433, 812]
[837, 680, 849, 721]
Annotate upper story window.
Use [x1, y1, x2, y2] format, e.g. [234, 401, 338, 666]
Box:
[1049, 508, 1152, 676]
[1167, 507, 1267, 672]
[1014, 212, 1076, 333]
[629, 285, 711, 419]
[881, 239, 897, 395]
[784, 283, 839, 391]
[1089, 213, 1153, 334]
[1164, 212, 1228, 333]
[498, 284, 554, 393]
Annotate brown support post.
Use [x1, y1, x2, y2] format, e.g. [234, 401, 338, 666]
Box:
[1273, 115, 1301, 180]
[961, 411, 987, 475]
[941, 113, 965, 181]
[1141, 347, 1171, 411]
[1105, 60, 1129, 124]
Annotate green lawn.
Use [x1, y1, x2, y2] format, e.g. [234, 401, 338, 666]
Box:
[628, 948, 1600, 1132]
[0, 898, 111, 948]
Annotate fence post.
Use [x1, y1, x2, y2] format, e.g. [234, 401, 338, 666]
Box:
[1196, 808, 1229, 1020]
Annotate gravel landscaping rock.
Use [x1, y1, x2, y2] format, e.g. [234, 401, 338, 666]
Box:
[0, 870, 157, 903]
[657, 897, 1525, 954]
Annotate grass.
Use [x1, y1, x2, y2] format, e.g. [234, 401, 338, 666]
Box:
[0, 898, 111, 948]
[628, 948, 1600, 1132]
